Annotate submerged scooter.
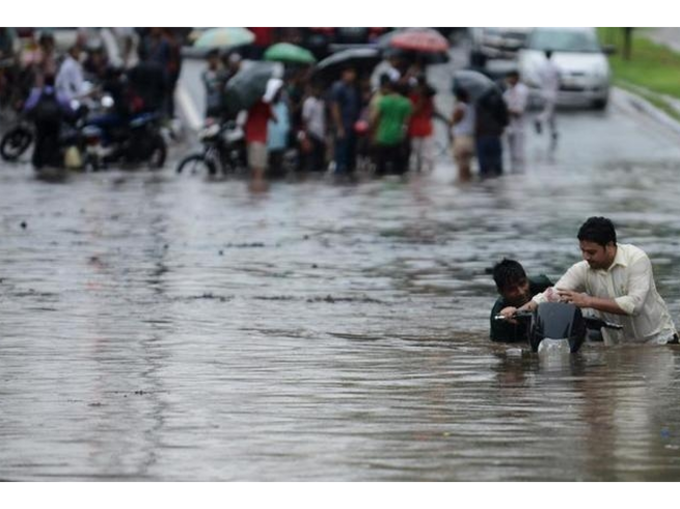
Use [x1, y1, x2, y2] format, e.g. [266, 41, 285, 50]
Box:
[495, 302, 623, 353]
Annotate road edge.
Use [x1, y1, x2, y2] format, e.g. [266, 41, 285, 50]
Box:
[613, 86, 680, 136]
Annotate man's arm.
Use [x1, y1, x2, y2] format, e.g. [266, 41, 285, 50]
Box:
[330, 84, 345, 138]
[369, 97, 381, 130]
[332, 102, 344, 138]
[491, 300, 524, 342]
[559, 256, 653, 316]
[528, 263, 586, 308]
[501, 266, 582, 317]
[556, 290, 626, 314]
[451, 105, 464, 125]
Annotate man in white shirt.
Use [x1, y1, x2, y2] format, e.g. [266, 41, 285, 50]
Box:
[301, 82, 326, 172]
[56, 45, 87, 101]
[370, 54, 401, 92]
[503, 70, 529, 171]
[534, 49, 560, 144]
[502, 217, 678, 345]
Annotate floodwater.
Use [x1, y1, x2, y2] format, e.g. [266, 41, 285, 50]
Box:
[3, 92, 680, 481]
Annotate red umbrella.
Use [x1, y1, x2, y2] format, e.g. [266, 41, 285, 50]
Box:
[389, 28, 449, 53]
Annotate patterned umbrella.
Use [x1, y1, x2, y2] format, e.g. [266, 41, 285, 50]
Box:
[194, 28, 255, 49]
[264, 43, 316, 65]
[389, 28, 449, 53]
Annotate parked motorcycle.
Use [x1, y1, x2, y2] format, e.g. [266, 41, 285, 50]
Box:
[176, 118, 245, 176]
[0, 117, 33, 161]
[83, 102, 167, 170]
[1, 94, 103, 164]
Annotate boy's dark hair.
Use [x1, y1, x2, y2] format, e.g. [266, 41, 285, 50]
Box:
[506, 70, 520, 80]
[379, 73, 393, 88]
[492, 259, 527, 291]
[577, 216, 617, 247]
[454, 87, 469, 102]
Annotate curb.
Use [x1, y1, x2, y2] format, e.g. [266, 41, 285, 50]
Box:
[614, 86, 680, 136]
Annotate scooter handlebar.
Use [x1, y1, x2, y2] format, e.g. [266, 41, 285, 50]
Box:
[583, 317, 624, 330]
[494, 311, 533, 321]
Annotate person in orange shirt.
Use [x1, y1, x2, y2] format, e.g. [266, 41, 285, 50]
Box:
[408, 75, 437, 172]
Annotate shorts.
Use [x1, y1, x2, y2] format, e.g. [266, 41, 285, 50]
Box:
[453, 135, 474, 165]
[247, 142, 268, 169]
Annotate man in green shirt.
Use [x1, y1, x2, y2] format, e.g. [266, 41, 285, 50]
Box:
[370, 75, 412, 176]
[490, 259, 553, 343]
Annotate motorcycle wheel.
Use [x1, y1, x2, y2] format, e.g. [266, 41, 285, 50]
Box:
[1, 126, 33, 161]
[147, 135, 167, 169]
[176, 154, 216, 176]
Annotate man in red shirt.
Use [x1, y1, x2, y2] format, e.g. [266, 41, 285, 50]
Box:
[244, 78, 281, 181]
[408, 76, 437, 172]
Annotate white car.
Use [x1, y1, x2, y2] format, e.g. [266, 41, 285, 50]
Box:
[518, 27, 612, 109]
[469, 27, 532, 67]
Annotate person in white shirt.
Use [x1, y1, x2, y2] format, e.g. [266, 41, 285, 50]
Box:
[501, 217, 678, 345]
[534, 49, 560, 144]
[370, 54, 401, 92]
[56, 45, 87, 101]
[301, 82, 327, 172]
[503, 70, 529, 171]
[451, 87, 475, 182]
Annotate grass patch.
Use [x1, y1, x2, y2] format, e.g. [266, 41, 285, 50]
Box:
[598, 28, 680, 99]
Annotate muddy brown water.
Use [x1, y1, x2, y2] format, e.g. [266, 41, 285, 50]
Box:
[2, 98, 680, 480]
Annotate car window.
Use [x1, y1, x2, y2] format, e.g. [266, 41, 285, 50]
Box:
[528, 29, 601, 53]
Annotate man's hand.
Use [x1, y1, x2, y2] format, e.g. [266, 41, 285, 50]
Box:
[557, 289, 592, 308]
[500, 306, 519, 325]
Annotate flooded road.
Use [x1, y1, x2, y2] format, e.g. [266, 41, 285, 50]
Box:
[3, 63, 680, 480]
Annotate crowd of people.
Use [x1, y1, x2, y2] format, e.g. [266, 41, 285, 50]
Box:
[0, 28, 188, 169]
[198, 43, 563, 184]
[1, 27, 564, 179]
[199, 46, 453, 181]
[1, 28, 188, 118]
[451, 52, 561, 181]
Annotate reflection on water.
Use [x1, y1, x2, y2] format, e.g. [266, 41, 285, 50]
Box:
[2, 103, 680, 480]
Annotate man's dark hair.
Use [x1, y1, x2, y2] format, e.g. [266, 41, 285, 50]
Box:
[379, 73, 393, 89]
[577, 216, 617, 246]
[492, 259, 527, 291]
[506, 70, 520, 80]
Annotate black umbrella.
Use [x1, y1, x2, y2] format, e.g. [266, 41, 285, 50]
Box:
[224, 61, 284, 116]
[451, 70, 501, 101]
[313, 47, 382, 82]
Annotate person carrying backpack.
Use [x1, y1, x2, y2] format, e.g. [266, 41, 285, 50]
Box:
[23, 74, 75, 169]
[474, 89, 508, 178]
